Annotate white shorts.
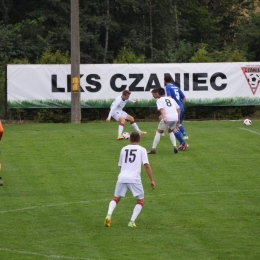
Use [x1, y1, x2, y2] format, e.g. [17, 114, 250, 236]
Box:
[158, 120, 177, 131]
[114, 182, 144, 199]
[112, 111, 128, 121]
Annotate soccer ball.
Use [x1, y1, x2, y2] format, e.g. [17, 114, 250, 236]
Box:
[243, 119, 252, 126]
[122, 132, 130, 139]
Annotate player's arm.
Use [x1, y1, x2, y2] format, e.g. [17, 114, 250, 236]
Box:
[159, 108, 167, 124]
[128, 98, 138, 104]
[179, 89, 186, 105]
[144, 163, 155, 189]
[177, 107, 181, 124]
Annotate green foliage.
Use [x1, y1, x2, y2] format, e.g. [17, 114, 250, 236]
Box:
[0, 53, 9, 118]
[36, 48, 70, 64]
[166, 40, 198, 63]
[226, 49, 247, 62]
[0, 19, 48, 63]
[185, 106, 256, 120]
[9, 108, 71, 123]
[113, 46, 145, 63]
[236, 11, 260, 61]
[0, 0, 259, 63]
[10, 58, 30, 64]
[212, 47, 247, 62]
[190, 44, 214, 62]
[8, 106, 259, 123]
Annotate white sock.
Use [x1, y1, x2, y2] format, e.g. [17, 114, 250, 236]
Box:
[152, 131, 161, 149]
[169, 132, 176, 146]
[131, 122, 141, 132]
[118, 124, 124, 137]
[130, 204, 142, 222]
[107, 200, 117, 216]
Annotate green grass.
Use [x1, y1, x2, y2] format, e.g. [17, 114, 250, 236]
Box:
[0, 120, 259, 260]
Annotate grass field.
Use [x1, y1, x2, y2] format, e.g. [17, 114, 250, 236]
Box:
[0, 120, 259, 260]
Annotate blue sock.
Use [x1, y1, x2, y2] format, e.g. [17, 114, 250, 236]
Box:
[179, 124, 187, 136]
[174, 130, 185, 146]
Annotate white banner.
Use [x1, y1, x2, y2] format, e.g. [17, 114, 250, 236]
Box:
[7, 63, 260, 107]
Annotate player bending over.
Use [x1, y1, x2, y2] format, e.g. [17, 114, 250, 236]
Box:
[106, 90, 147, 140]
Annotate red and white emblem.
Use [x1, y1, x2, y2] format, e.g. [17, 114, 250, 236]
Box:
[241, 66, 260, 95]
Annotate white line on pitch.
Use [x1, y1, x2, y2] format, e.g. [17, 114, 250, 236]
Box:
[239, 127, 260, 135]
[0, 199, 108, 214]
[0, 248, 94, 260]
[1, 190, 259, 214]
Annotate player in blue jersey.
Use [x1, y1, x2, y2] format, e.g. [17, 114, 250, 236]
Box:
[164, 74, 188, 140]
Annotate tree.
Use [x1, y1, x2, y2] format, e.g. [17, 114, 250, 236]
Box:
[113, 46, 145, 63]
[236, 11, 260, 61]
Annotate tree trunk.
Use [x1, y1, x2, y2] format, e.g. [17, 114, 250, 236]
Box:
[150, 1, 153, 61]
[103, 0, 109, 63]
[174, 1, 179, 45]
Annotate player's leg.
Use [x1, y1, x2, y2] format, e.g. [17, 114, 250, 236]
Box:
[147, 121, 166, 154]
[126, 114, 147, 136]
[178, 111, 188, 139]
[128, 183, 144, 227]
[117, 116, 126, 139]
[173, 127, 189, 151]
[105, 183, 126, 227]
[168, 122, 178, 154]
[158, 115, 164, 136]
[112, 113, 125, 140]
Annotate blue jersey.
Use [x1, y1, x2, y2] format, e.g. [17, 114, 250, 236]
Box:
[165, 83, 185, 112]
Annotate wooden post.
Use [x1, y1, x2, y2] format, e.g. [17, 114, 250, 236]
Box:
[71, 0, 81, 123]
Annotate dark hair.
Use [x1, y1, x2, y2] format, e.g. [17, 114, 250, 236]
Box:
[158, 88, 165, 95]
[130, 132, 140, 143]
[151, 88, 160, 93]
[164, 74, 172, 83]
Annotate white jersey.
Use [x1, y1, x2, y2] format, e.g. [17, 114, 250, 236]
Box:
[117, 144, 149, 183]
[107, 95, 135, 119]
[156, 96, 180, 121]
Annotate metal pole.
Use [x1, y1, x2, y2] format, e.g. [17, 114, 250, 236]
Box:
[71, 0, 81, 123]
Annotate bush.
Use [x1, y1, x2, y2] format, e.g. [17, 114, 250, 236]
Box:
[7, 106, 259, 123]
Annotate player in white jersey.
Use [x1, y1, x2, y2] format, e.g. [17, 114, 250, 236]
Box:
[104, 132, 155, 228]
[147, 88, 183, 154]
[106, 90, 147, 140]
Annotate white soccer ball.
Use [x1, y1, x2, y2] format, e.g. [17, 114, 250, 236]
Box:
[122, 132, 130, 139]
[243, 119, 252, 126]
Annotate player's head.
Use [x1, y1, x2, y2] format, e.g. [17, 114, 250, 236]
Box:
[130, 132, 140, 143]
[151, 88, 160, 99]
[158, 88, 165, 96]
[122, 90, 131, 100]
[164, 74, 172, 83]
